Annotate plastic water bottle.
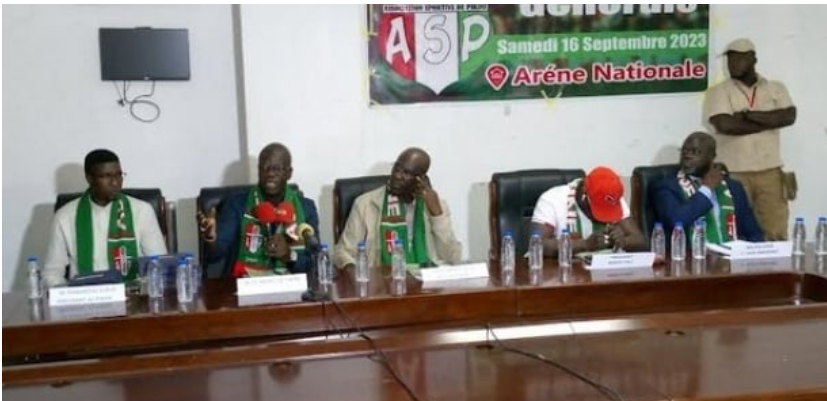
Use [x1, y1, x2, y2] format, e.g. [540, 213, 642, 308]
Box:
[528, 231, 543, 271]
[27, 257, 43, 299]
[501, 230, 516, 274]
[815, 217, 827, 256]
[692, 219, 707, 260]
[671, 222, 686, 261]
[356, 241, 370, 283]
[651, 222, 666, 261]
[792, 217, 806, 256]
[317, 244, 333, 285]
[392, 239, 407, 280]
[176, 257, 193, 304]
[558, 229, 572, 268]
[147, 255, 165, 298]
[185, 252, 200, 294]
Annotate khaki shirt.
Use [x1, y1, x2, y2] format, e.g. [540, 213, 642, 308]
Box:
[333, 187, 462, 269]
[703, 76, 794, 172]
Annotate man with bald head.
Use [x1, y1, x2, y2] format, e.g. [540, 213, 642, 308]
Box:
[198, 143, 319, 277]
[334, 147, 462, 271]
[653, 132, 763, 244]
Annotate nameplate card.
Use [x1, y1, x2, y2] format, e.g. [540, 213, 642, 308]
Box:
[590, 267, 654, 282]
[586, 253, 655, 270]
[48, 283, 126, 307]
[238, 292, 304, 307]
[49, 301, 127, 322]
[236, 274, 307, 296]
[420, 263, 489, 283]
[729, 241, 792, 260]
[422, 277, 491, 290]
[730, 257, 791, 274]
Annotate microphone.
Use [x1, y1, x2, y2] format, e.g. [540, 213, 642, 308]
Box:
[297, 222, 320, 252]
[254, 201, 279, 236]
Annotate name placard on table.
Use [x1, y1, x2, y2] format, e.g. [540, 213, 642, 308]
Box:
[49, 301, 127, 321]
[590, 267, 654, 282]
[586, 253, 656, 270]
[728, 241, 792, 260]
[48, 283, 126, 307]
[419, 262, 489, 282]
[237, 273, 308, 296]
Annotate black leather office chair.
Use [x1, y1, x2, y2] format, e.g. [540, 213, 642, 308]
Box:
[55, 188, 169, 242]
[489, 169, 585, 261]
[631, 164, 680, 240]
[333, 175, 389, 243]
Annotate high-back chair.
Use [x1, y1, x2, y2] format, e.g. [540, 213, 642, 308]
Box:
[630, 164, 681, 240]
[332, 175, 390, 243]
[489, 169, 585, 260]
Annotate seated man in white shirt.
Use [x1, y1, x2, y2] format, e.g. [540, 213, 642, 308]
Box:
[530, 166, 646, 257]
[43, 149, 168, 287]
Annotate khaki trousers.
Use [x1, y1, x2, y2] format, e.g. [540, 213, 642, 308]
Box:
[730, 168, 789, 241]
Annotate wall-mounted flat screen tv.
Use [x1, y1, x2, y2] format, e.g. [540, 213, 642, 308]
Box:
[99, 28, 190, 81]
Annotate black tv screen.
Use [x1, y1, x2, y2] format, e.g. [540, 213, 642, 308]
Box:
[99, 28, 190, 81]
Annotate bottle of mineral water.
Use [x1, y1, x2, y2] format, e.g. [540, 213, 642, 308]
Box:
[528, 230, 543, 271]
[671, 222, 686, 262]
[651, 222, 666, 261]
[692, 220, 707, 260]
[792, 217, 806, 256]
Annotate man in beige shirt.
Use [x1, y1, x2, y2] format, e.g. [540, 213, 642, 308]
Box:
[703, 38, 797, 240]
[334, 147, 462, 270]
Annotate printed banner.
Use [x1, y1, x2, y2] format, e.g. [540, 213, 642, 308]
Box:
[368, 4, 709, 104]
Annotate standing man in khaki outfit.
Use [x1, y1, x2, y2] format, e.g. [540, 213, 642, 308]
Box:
[704, 38, 797, 240]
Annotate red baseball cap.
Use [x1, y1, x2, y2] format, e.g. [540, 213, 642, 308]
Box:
[584, 166, 624, 223]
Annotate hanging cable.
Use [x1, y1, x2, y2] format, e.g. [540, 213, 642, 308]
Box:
[112, 80, 161, 123]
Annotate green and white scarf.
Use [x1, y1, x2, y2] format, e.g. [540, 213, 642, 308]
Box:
[75, 191, 138, 281]
[379, 191, 430, 267]
[232, 185, 306, 277]
[677, 171, 736, 244]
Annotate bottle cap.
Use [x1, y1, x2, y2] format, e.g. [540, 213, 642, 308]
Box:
[819, 217, 826, 222]
[27, 256, 38, 262]
[561, 228, 570, 234]
[796, 217, 804, 222]
[654, 222, 663, 228]
[531, 229, 541, 237]
[357, 240, 366, 249]
[675, 221, 684, 227]
[394, 238, 403, 245]
[320, 243, 329, 251]
[150, 255, 160, 260]
[503, 230, 513, 238]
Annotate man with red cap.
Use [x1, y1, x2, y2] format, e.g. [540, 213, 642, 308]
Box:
[530, 166, 646, 256]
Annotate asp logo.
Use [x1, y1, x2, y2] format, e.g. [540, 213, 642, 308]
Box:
[378, 10, 491, 94]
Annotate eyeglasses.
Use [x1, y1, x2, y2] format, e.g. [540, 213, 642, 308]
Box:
[94, 171, 126, 180]
[680, 147, 702, 156]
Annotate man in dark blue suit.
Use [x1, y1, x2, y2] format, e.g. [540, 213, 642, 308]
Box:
[198, 143, 319, 277]
[653, 132, 763, 243]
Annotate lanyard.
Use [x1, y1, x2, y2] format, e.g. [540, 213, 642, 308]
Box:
[743, 86, 757, 109]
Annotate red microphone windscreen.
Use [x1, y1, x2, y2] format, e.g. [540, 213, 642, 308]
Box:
[254, 202, 279, 224]
[273, 201, 296, 224]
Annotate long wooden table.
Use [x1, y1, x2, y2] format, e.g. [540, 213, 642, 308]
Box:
[4, 254, 827, 400]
